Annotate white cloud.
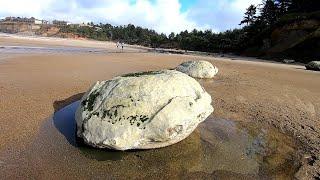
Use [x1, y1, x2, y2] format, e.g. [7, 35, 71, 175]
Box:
[0, 0, 202, 34]
[186, 0, 262, 31]
[0, 0, 54, 17]
[231, 0, 261, 11]
[0, 0, 262, 34]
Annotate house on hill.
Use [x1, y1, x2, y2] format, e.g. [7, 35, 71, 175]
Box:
[0, 17, 47, 33]
[52, 20, 68, 26]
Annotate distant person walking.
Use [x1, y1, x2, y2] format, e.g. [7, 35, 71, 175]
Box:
[116, 41, 120, 49]
[121, 42, 124, 51]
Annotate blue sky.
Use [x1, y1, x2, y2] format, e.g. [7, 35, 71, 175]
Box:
[180, 0, 197, 12]
[0, 0, 261, 34]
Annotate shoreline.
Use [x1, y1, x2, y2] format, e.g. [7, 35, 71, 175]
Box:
[0, 32, 308, 67]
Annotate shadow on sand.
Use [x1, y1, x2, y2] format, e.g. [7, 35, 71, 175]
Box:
[53, 99, 80, 146]
[53, 92, 84, 113]
[52, 93, 131, 161]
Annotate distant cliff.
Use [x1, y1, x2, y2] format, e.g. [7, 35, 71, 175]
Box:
[242, 11, 320, 63]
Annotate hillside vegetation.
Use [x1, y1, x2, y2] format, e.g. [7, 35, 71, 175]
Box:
[56, 0, 320, 63]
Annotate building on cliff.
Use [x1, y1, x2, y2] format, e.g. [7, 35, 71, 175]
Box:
[52, 20, 68, 26]
[0, 17, 48, 33]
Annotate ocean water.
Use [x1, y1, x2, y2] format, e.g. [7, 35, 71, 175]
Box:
[0, 45, 106, 55]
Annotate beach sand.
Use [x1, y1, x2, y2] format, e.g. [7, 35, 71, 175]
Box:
[0, 35, 319, 179]
[0, 33, 119, 49]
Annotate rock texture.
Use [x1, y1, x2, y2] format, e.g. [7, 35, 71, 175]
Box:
[282, 59, 295, 64]
[76, 70, 213, 150]
[305, 61, 320, 71]
[176, 60, 218, 78]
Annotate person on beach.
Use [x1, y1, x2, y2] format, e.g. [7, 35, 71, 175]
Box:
[121, 42, 124, 51]
[116, 41, 120, 49]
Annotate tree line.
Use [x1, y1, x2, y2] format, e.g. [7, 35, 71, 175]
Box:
[59, 0, 320, 55]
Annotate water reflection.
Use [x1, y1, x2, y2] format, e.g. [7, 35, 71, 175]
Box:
[0, 45, 146, 56]
[0, 45, 107, 55]
[53, 101, 128, 161]
[42, 100, 301, 178]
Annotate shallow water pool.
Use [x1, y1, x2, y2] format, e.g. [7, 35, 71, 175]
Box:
[24, 101, 301, 179]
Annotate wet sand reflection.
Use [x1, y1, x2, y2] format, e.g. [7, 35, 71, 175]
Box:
[25, 101, 300, 179]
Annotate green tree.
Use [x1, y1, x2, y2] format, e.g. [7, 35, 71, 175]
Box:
[240, 5, 257, 25]
[260, 0, 279, 26]
[275, 0, 291, 14]
[288, 0, 320, 13]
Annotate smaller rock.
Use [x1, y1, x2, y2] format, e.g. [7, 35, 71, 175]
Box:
[176, 60, 218, 78]
[305, 61, 320, 71]
[282, 59, 295, 64]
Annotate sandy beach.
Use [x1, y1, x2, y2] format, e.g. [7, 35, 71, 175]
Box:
[0, 34, 319, 179]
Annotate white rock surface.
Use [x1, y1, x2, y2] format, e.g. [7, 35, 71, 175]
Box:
[305, 61, 320, 71]
[76, 70, 213, 150]
[176, 60, 218, 78]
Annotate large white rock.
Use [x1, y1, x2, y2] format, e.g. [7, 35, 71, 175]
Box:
[305, 61, 320, 71]
[76, 70, 213, 150]
[176, 60, 218, 78]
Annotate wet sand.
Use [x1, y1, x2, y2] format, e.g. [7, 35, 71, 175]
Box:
[0, 36, 319, 179]
[0, 33, 121, 49]
[0, 33, 145, 58]
[4, 101, 299, 179]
